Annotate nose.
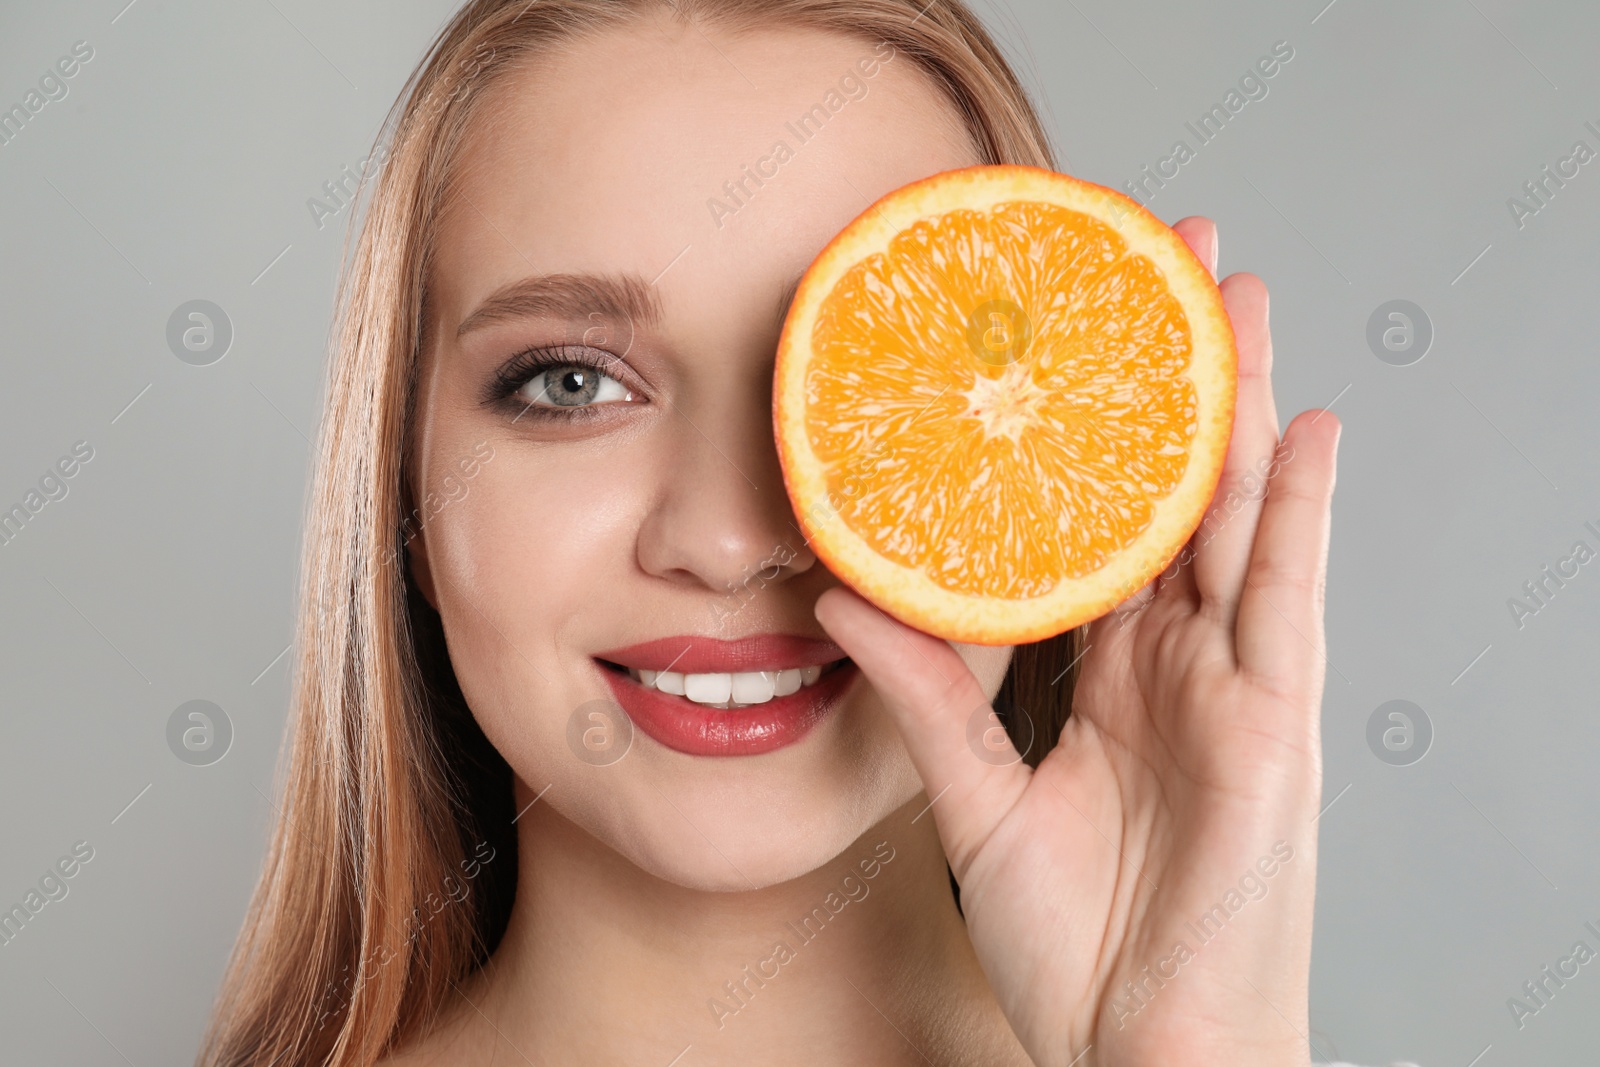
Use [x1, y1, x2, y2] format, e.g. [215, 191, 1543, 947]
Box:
[635, 406, 818, 601]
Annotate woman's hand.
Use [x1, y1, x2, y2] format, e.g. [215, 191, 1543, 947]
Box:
[814, 216, 1339, 1067]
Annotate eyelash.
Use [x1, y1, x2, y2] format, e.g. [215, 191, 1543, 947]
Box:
[484, 345, 642, 421]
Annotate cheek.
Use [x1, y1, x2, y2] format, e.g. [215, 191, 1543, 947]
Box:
[424, 447, 647, 745]
[433, 446, 643, 604]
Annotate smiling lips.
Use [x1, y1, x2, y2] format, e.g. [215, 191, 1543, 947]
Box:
[593, 634, 859, 756]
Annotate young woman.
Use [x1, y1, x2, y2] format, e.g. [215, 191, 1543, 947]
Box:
[198, 1, 1352, 1064]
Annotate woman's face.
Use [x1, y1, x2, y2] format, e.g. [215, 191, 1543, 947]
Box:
[410, 15, 1012, 891]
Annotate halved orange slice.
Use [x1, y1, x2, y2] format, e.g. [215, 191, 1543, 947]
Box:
[774, 164, 1236, 645]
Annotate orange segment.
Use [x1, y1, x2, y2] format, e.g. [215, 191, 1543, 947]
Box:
[775, 165, 1236, 645]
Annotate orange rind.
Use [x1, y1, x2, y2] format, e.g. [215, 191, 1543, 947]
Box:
[775, 164, 1236, 645]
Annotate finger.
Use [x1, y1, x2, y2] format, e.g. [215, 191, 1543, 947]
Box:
[812, 585, 1029, 876]
[1235, 409, 1341, 697]
[1170, 215, 1218, 279]
[1191, 273, 1282, 628]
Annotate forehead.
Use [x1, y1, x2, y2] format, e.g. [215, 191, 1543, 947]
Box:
[428, 15, 981, 335]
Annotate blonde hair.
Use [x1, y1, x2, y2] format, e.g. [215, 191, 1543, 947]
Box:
[197, 2, 1079, 1063]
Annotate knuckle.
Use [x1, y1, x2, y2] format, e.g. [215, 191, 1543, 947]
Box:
[1249, 561, 1319, 599]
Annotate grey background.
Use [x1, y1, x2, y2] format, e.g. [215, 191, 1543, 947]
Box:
[1, 0, 1596, 1063]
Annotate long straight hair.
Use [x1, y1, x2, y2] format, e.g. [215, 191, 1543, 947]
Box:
[197, 1, 1080, 1063]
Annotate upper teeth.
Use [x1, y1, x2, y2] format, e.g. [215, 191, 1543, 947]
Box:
[628, 664, 830, 708]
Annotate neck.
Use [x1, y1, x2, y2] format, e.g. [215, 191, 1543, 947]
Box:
[446, 782, 1026, 1066]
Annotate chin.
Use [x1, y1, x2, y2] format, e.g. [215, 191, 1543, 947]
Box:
[547, 675, 923, 893]
[632, 766, 918, 892]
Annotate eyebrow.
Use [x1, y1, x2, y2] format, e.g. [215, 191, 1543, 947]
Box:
[456, 271, 663, 339]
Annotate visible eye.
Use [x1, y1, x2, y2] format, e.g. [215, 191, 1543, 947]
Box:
[485, 345, 642, 421]
[518, 362, 633, 410]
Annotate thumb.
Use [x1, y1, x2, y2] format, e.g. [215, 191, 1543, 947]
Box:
[812, 585, 1029, 876]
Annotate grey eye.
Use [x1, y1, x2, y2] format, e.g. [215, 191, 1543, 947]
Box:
[519, 365, 632, 408]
